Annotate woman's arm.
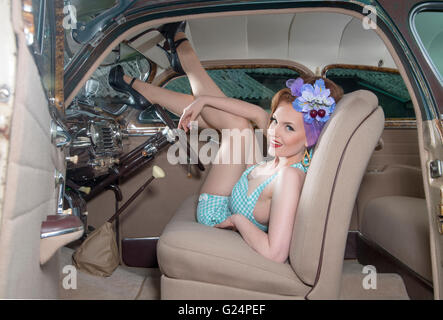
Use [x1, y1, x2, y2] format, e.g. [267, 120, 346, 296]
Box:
[179, 95, 269, 132]
[228, 167, 304, 262]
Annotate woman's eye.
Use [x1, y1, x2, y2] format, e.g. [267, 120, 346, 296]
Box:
[270, 117, 277, 123]
[286, 125, 295, 131]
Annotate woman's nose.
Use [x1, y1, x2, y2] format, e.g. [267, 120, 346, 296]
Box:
[273, 124, 284, 137]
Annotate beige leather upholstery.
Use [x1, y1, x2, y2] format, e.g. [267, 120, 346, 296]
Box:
[291, 90, 384, 299]
[158, 195, 311, 296]
[158, 90, 384, 299]
[357, 165, 425, 228]
[361, 196, 431, 282]
[0, 2, 65, 298]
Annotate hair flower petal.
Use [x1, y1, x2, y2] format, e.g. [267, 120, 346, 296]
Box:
[286, 77, 304, 97]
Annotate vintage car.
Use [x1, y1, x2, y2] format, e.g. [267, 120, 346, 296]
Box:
[0, 0, 442, 300]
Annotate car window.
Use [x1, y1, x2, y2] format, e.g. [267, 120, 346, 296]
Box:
[324, 67, 414, 119]
[138, 67, 300, 124]
[70, 43, 152, 115]
[412, 10, 443, 85]
[64, 0, 117, 67]
[26, 0, 55, 99]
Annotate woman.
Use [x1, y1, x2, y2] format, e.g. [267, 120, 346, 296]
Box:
[109, 21, 344, 262]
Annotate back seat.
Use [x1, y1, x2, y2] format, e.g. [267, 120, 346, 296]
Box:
[360, 195, 431, 282]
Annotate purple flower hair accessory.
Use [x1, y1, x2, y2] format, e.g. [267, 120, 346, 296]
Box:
[285, 77, 337, 147]
[286, 78, 304, 97]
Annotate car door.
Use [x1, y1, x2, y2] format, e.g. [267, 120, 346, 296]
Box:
[375, 0, 443, 299]
[0, 0, 67, 298]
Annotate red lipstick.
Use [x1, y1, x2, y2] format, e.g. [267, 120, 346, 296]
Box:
[270, 140, 282, 148]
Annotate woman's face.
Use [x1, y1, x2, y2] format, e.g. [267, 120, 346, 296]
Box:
[267, 101, 307, 158]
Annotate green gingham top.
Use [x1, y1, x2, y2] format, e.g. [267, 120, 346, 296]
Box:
[228, 150, 312, 232]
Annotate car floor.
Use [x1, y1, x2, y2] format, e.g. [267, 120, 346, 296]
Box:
[59, 247, 161, 300]
[59, 247, 409, 300]
[340, 259, 409, 300]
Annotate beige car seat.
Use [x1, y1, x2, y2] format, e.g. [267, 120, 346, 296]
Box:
[157, 90, 384, 299]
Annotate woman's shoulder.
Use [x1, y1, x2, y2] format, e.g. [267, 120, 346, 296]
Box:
[276, 166, 306, 187]
[269, 166, 305, 204]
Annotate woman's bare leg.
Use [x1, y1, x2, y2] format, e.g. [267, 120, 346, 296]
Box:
[125, 76, 211, 129]
[124, 31, 259, 196]
[172, 32, 260, 195]
[173, 32, 245, 130]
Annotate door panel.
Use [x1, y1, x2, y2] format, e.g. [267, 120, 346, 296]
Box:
[366, 128, 421, 170]
[0, 1, 65, 298]
[349, 127, 424, 230]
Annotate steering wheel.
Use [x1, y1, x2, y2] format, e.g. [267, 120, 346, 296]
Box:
[152, 104, 205, 172]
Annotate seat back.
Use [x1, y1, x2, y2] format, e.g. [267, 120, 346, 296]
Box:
[289, 90, 384, 299]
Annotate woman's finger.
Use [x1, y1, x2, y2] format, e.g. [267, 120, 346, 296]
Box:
[178, 112, 190, 131]
[178, 117, 185, 131]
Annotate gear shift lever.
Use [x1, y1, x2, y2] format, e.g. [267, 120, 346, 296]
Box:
[153, 104, 205, 171]
[153, 104, 176, 129]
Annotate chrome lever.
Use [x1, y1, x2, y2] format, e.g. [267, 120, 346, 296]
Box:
[50, 120, 72, 149]
[55, 170, 65, 215]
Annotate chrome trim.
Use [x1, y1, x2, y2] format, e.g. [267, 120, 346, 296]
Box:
[0, 85, 11, 103]
[144, 144, 158, 157]
[430, 159, 443, 179]
[54, 170, 65, 215]
[40, 225, 84, 239]
[125, 126, 165, 136]
[122, 236, 159, 241]
[50, 120, 72, 148]
[384, 119, 417, 129]
[33, 0, 46, 56]
[410, 3, 443, 87]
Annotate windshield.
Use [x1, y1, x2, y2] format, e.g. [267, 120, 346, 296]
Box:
[70, 42, 152, 116]
[64, 0, 116, 67]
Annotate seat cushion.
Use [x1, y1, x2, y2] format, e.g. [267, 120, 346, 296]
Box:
[361, 196, 432, 281]
[157, 195, 311, 296]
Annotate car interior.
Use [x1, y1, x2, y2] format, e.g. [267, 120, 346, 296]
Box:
[0, 2, 434, 300]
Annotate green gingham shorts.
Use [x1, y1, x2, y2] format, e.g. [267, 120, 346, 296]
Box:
[196, 193, 231, 226]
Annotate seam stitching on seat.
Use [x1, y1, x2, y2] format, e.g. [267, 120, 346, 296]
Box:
[159, 238, 311, 290]
[163, 275, 307, 299]
[306, 105, 380, 298]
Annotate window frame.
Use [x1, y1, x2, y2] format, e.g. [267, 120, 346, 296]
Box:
[410, 2, 443, 87]
[322, 64, 416, 128]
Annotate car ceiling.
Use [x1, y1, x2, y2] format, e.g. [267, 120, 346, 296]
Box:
[132, 12, 396, 75]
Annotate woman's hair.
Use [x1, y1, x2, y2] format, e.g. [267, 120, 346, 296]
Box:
[268, 75, 344, 147]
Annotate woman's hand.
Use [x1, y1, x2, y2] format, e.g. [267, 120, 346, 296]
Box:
[178, 97, 206, 132]
[214, 215, 237, 232]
